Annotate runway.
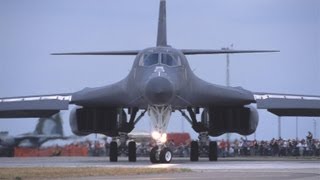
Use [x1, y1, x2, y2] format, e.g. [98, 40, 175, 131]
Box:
[0, 156, 319, 169]
[0, 157, 319, 179]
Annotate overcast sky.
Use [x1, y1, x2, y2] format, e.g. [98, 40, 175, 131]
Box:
[0, 0, 319, 140]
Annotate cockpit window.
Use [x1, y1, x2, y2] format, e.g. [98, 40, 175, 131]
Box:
[139, 53, 159, 66]
[139, 52, 182, 67]
[161, 54, 181, 66]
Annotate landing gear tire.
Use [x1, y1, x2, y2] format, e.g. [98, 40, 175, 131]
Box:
[150, 146, 160, 164]
[190, 141, 199, 161]
[209, 141, 218, 161]
[160, 148, 172, 163]
[128, 141, 136, 162]
[109, 141, 118, 162]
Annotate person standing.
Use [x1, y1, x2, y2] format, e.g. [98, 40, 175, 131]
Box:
[307, 132, 313, 144]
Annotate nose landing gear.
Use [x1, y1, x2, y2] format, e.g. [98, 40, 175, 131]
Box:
[148, 105, 173, 164]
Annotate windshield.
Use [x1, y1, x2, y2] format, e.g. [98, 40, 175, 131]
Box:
[161, 54, 181, 66]
[139, 52, 181, 67]
[139, 53, 159, 66]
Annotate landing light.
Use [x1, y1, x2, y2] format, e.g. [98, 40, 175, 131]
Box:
[151, 131, 167, 143]
[152, 131, 161, 140]
[160, 133, 167, 143]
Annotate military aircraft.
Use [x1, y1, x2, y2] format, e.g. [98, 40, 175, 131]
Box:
[1, 0, 320, 163]
[0, 113, 66, 157]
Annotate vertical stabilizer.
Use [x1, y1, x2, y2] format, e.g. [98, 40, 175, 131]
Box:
[34, 113, 64, 136]
[157, 0, 167, 46]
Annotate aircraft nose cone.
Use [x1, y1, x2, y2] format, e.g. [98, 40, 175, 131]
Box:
[145, 77, 174, 105]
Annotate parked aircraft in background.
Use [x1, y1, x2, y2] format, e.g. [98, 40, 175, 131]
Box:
[1, 0, 320, 163]
[0, 113, 66, 157]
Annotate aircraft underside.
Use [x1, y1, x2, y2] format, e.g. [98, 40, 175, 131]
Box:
[68, 103, 259, 163]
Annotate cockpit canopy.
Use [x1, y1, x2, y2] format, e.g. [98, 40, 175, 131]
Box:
[139, 52, 182, 67]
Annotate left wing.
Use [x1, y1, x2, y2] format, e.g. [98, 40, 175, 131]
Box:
[0, 94, 72, 118]
[254, 92, 320, 116]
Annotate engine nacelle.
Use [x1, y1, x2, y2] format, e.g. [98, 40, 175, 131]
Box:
[69, 107, 127, 137]
[201, 105, 259, 136]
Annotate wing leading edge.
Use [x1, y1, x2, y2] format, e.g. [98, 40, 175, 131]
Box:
[254, 92, 320, 116]
[181, 49, 279, 55]
[0, 94, 72, 118]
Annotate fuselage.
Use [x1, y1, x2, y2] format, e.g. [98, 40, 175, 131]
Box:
[127, 46, 192, 108]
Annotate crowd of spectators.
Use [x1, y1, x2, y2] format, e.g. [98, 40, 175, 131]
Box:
[218, 132, 320, 157]
[81, 132, 320, 158]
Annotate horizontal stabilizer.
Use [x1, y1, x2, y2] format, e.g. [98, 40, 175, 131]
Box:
[51, 50, 140, 56]
[181, 49, 279, 55]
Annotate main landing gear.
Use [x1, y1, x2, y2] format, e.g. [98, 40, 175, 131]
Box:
[109, 108, 146, 162]
[180, 108, 218, 162]
[109, 133, 137, 162]
[190, 133, 218, 162]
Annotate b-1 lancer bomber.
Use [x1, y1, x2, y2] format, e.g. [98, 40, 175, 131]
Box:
[1, 0, 320, 163]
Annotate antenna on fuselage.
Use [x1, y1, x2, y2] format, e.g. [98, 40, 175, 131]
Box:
[156, 0, 167, 47]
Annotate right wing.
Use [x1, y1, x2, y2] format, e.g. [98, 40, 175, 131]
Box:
[0, 94, 72, 118]
[254, 92, 320, 116]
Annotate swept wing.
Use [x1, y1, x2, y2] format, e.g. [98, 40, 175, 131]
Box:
[0, 94, 72, 118]
[254, 92, 320, 116]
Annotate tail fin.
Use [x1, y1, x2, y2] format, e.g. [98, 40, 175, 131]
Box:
[157, 0, 167, 47]
[34, 113, 64, 136]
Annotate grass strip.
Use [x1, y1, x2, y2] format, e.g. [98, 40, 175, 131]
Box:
[0, 167, 190, 180]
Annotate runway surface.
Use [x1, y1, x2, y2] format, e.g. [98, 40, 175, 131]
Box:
[1, 157, 319, 179]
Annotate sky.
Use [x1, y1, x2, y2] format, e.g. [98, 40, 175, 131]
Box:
[0, 0, 319, 140]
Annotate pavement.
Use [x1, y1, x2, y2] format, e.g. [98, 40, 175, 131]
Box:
[0, 157, 319, 179]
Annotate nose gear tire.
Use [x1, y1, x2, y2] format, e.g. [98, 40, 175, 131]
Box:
[150, 146, 160, 163]
[160, 148, 172, 163]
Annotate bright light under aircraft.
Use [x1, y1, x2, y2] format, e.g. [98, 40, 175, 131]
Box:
[152, 131, 167, 144]
[151, 131, 161, 140]
[0, 0, 320, 164]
